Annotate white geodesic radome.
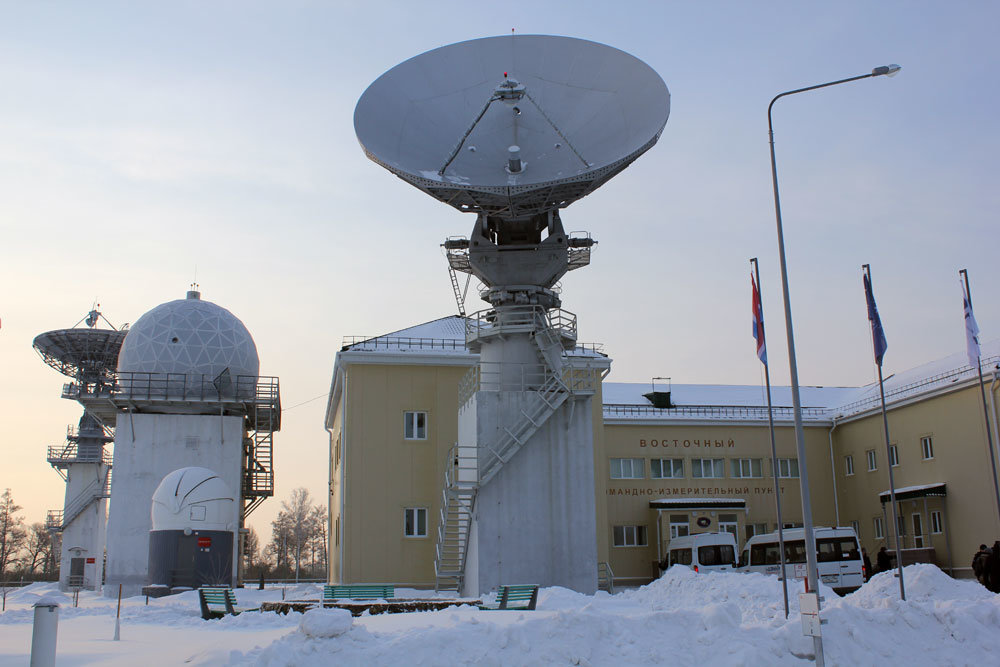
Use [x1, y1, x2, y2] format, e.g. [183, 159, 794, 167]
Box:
[117, 290, 259, 383]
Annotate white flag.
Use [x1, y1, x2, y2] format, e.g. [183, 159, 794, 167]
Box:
[964, 287, 981, 368]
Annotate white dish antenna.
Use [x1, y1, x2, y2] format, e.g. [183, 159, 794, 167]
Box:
[355, 34, 670, 219]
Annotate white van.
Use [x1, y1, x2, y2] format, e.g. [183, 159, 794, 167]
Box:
[662, 532, 738, 573]
[737, 526, 864, 594]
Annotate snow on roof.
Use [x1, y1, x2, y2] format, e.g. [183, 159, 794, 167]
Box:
[604, 338, 1000, 423]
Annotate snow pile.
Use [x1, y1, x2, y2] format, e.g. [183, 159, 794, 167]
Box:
[2, 567, 998, 666]
[299, 608, 353, 638]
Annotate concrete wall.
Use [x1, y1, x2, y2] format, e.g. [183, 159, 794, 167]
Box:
[105, 413, 243, 597]
[58, 462, 108, 591]
[466, 390, 598, 596]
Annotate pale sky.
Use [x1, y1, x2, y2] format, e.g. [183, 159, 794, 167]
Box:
[3, 1, 998, 542]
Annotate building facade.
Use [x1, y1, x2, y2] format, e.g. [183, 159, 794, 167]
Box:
[325, 316, 1000, 588]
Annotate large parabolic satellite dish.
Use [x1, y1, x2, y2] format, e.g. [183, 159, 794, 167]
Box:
[355, 34, 670, 219]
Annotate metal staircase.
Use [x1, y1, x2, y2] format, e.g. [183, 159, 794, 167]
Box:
[47, 468, 112, 532]
[433, 443, 478, 591]
[434, 305, 592, 591]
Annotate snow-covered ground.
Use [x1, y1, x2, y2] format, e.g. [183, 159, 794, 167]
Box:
[1, 565, 997, 666]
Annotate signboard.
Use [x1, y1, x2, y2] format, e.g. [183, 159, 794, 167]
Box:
[794, 563, 807, 579]
[799, 593, 822, 638]
[85, 557, 96, 564]
[197, 536, 212, 548]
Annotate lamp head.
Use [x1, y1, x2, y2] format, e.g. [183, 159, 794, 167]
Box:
[872, 64, 901, 78]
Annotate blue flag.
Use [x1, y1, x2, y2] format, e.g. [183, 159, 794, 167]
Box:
[863, 272, 888, 367]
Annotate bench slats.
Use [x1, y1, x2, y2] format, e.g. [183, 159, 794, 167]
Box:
[478, 585, 539, 611]
[323, 584, 395, 602]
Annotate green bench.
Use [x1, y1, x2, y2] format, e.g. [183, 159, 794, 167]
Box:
[478, 584, 539, 611]
[322, 584, 395, 605]
[199, 587, 257, 620]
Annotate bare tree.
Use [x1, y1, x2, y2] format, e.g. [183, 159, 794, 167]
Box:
[23, 523, 53, 577]
[268, 487, 323, 580]
[244, 526, 260, 574]
[0, 489, 27, 577]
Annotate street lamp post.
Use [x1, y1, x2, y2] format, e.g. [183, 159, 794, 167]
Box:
[767, 64, 900, 667]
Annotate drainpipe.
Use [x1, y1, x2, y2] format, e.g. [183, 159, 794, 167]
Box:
[990, 369, 1000, 485]
[828, 418, 840, 527]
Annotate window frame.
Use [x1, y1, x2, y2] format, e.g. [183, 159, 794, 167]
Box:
[921, 436, 934, 460]
[889, 444, 899, 467]
[610, 457, 645, 480]
[731, 458, 763, 479]
[613, 524, 648, 548]
[691, 458, 724, 479]
[866, 449, 877, 472]
[650, 458, 684, 480]
[873, 516, 884, 540]
[777, 457, 800, 479]
[845, 455, 855, 476]
[403, 411, 428, 440]
[930, 510, 943, 534]
[403, 507, 428, 538]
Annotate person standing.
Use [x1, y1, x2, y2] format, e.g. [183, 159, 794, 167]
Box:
[988, 542, 1000, 594]
[972, 544, 990, 587]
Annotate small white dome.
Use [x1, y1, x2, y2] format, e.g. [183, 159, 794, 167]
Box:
[118, 290, 259, 380]
[151, 467, 236, 532]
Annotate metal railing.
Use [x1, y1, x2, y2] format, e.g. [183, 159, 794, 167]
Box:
[597, 561, 615, 594]
[341, 335, 468, 352]
[46, 443, 113, 466]
[458, 362, 599, 406]
[465, 305, 577, 344]
[113, 372, 278, 403]
[835, 353, 1000, 416]
[603, 403, 831, 421]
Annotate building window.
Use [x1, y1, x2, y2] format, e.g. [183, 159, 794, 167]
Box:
[404, 508, 427, 537]
[404, 411, 427, 440]
[692, 458, 724, 479]
[334, 435, 341, 469]
[669, 515, 689, 539]
[651, 458, 684, 479]
[845, 455, 854, 476]
[777, 458, 799, 478]
[335, 516, 340, 546]
[719, 514, 738, 537]
[931, 510, 943, 534]
[613, 525, 648, 547]
[744, 522, 768, 541]
[731, 458, 763, 479]
[921, 436, 934, 460]
[783, 522, 803, 529]
[889, 444, 899, 467]
[866, 449, 877, 472]
[850, 520, 860, 537]
[610, 458, 644, 479]
[873, 517, 884, 540]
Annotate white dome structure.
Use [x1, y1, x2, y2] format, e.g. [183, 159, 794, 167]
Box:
[118, 289, 259, 381]
[151, 467, 236, 532]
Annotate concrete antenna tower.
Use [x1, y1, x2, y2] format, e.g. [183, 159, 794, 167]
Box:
[355, 34, 670, 594]
[74, 287, 280, 597]
[34, 306, 127, 591]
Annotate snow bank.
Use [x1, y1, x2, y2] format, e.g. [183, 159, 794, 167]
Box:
[299, 608, 352, 638]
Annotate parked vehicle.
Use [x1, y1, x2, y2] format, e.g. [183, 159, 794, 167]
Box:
[663, 532, 738, 573]
[737, 526, 864, 594]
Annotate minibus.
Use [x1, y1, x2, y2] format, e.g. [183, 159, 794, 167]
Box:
[737, 526, 864, 594]
[662, 532, 738, 573]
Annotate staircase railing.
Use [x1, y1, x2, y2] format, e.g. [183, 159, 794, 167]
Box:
[598, 561, 615, 594]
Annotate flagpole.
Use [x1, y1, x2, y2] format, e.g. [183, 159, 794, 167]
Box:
[863, 264, 905, 600]
[960, 269, 1000, 525]
[751, 257, 790, 618]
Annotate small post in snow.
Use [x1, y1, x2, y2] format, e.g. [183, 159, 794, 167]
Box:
[113, 584, 122, 641]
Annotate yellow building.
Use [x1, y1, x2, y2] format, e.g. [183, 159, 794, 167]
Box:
[325, 316, 1000, 588]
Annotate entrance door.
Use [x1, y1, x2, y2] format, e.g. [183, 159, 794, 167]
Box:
[719, 514, 738, 539]
[69, 557, 85, 588]
[912, 514, 924, 548]
[174, 535, 198, 588]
